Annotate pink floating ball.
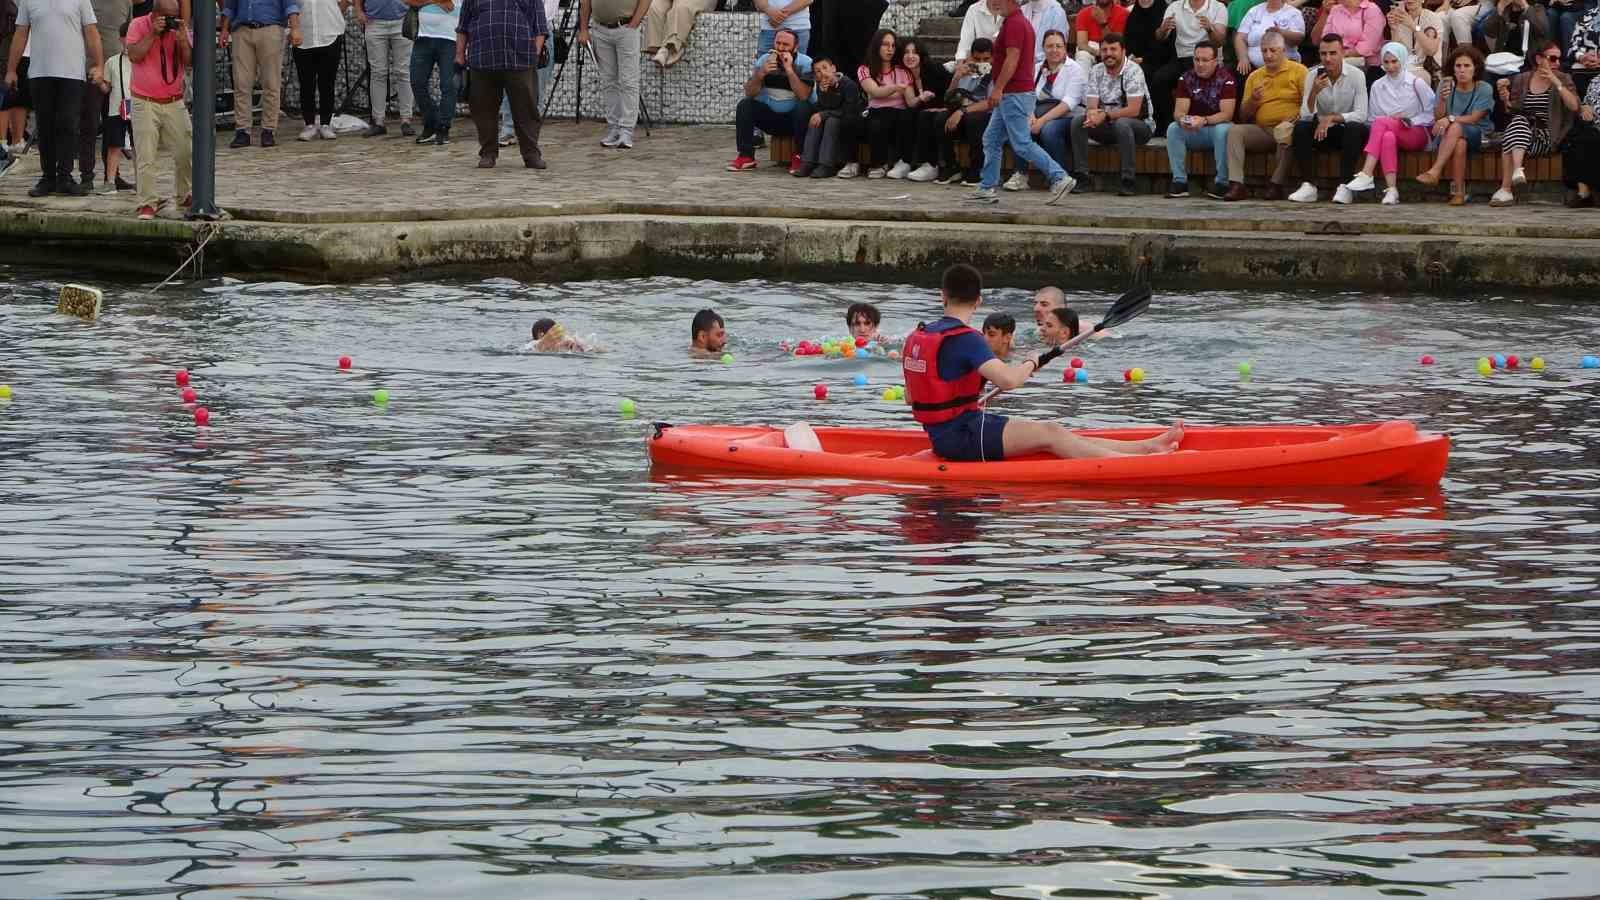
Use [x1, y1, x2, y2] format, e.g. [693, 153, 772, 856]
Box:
[338, 356, 352, 370]
[1420, 355, 1435, 365]
[1070, 357, 1084, 368]
[193, 406, 210, 426]
[175, 369, 189, 386]
[180, 387, 197, 403]
[1063, 369, 1075, 383]
[813, 383, 828, 400]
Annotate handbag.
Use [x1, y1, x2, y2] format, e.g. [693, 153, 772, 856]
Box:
[1485, 16, 1530, 75]
[402, 6, 419, 41]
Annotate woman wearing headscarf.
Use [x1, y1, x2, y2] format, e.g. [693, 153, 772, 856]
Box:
[1338, 42, 1435, 205]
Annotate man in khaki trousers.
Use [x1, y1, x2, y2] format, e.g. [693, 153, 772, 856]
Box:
[220, 0, 303, 148]
[125, 0, 192, 218]
[644, 0, 715, 68]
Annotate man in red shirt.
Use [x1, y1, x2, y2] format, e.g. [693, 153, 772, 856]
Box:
[124, 0, 190, 220]
[963, 0, 1075, 204]
[1075, 0, 1129, 70]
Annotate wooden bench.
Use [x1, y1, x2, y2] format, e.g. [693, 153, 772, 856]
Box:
[767, 134, 1563, 196]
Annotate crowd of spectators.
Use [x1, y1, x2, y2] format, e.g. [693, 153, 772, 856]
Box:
[0, 0, 1596, 214]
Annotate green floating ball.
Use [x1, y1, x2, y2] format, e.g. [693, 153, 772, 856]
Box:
[720, 353, 734, 365]
[619, 398, 637, 417]
[372, 389, 389, 405]
[1238, 361, 1252, 377]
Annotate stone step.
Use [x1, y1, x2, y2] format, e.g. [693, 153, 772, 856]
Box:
[917, 16, 963, 37]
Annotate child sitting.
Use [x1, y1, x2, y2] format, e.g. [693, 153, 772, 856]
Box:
[797, 57, 865, 179]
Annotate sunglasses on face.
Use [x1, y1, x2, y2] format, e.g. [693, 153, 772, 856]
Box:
[1544, 54, 1562, 62]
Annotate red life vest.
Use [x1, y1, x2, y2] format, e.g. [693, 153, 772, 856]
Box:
[903, 320, 984, 426]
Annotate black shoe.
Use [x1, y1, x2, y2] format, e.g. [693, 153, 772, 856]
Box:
[792, 162, 814, 178]
[260, 129, 276, 148]
[363, 124, 388, 138]
[27, 177, 55, 197]
[1166, 181, 1188, 198]
[115, 176, 134, 191]
[400, 121, 417, 137]
[751, 133, 766, 149]
[229, 129, 251, 149]
[811, 165, 837, 179]
[1070, 173, 1091, 193]
[1564, 189, 1595, 208]
[433, 129, 450, 146]
[58, 179, 89, 196]
[80, 175, 94, 192]
[961, 171, 982, 185]
[524, 153, 547, 170]
[416, 128, 437, 144]
[1118, 177, 1136, 196]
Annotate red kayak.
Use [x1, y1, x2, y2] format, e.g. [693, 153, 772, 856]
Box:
[648, 420, 1449, 487]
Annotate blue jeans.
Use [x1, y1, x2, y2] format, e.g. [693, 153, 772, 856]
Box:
[410, 37, 457, 132]
[502, 57, 554, 140]
[1165, 120, 1230, 188]
[1019, 115, 1073, 173]
[756, 28, 810, 57]
[982, 92, 1065, 189]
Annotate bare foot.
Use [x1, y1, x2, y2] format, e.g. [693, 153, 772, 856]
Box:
[1143, 419, 1184, 454]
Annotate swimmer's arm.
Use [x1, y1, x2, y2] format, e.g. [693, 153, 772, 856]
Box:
[977, 355, 1042, 391]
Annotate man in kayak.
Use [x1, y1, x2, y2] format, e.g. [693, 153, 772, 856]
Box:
[903, 264, 1182, 461]
[690, 308, 727, 356]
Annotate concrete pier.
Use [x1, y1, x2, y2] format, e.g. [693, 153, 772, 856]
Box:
[2, 123, 1597, 291]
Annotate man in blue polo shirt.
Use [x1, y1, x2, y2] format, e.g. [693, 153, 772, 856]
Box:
[726, 26, 812, 172]
[221, 0, 302, 148]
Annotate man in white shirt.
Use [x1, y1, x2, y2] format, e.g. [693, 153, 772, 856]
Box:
[1020, 0, 1068, 61]
[956, 0, 1004, 62]
[1147, 0, 1227, 130]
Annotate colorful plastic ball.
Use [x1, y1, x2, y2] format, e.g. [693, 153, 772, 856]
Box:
[1074, 369, 1089, 383]
[0, 384, 11, 400]
[1238, 361, 1252, 377]
[892, 386, 905, 399]
[1491, 354, 1506, 369]
[372, 389, 389, 405]
[853, 373, 869, 387]
[855, 337, 867, 348]
[1419, 355, 1435, 365]
[888, 349, 900, 360]
[1122, 368, 1132, 381]
[813, 383, 828, 400]
[1477, 358, 1493, 376]
[1582, 355, 1599, 369]
[619, 398, 636, 417]
[338, 356, 352, 370]
[1506, 354, 1520, 369]
[842, 345, 856, 358]
[180, 387, 197, 403]
[1070, 357, 1084, 369]
[720, 353, 734, 365]
[175, 369, 190, 386]
[193, 406, 210, 426]
[881, 388, 897, 401]
[1130, 367, 1145, 383]
[1531, 357, 1545, 370]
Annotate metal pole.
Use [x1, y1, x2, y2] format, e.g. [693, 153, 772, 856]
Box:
[189, 0, 219, 219]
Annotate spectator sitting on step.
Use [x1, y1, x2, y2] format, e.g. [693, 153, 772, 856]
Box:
[1339, 42, 1437, 205]
[1482, 0, 1552, 80]
[1567, 3, 1599, 74]
[858, 29, 916, 179]
[894, 38, 951, 180]
[1285, 32, 1371, 203]
[795, 56, 864, 178]
[1309, 0, 1384, 79]
[914, 37, 994, 184]
[953, 0, 1004, 66]
[1067, 31, 1155, 196]
[727, 27, 814, 172]
[1074, 0, 1129, 72]
[1149, 0, 1229, 133]
[645, 0, 715, 69]
[1489, 40, 1580, 206]
[1220, 28, 1306, 201]
[1006, 29, 1085, 192]
[1163, 40, 1236, 199]
[1560, 75, 1599, 208]
[1415, 45, 1492, 206]
[1020, 0, 1069, 61]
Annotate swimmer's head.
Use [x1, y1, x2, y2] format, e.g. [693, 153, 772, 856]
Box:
[982, 312, 1015, 358]
[1039, 306, 1080, 345]
[691, 308, 727, 353]
[1032, 286, 1065, 326]
[532, 318, 558, 340]
[846, 302, 881, 341]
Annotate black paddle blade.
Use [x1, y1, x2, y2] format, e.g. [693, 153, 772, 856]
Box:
[1093, 285, 1152, 332]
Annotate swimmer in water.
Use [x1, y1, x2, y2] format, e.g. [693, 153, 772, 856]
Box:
[690, 308, 727, 357]
[527, 318, 593, 352]
[982, 312, 1016, 360]
[847, 302, 882, 343]
[1038, 307, 1079, 346]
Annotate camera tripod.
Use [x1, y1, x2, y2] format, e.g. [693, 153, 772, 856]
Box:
[543, 0, 654, 136]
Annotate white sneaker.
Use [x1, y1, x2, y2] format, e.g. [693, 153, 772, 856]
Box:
[1046, 173, 1076, 205]
[1332, 185, 1355, 205]
[319, 125, 337, 140]
[7, 142, 24, 156]
[1003, 171, 1029, 192]
[98, 180, 118, 194]
[652, 47, 670, 67]
[1490, 188, 1516, 206]
[866, 165, 888, 179]
[1288, 181, 1318, 203]
[907, 163, 938, 182]
[601, 129, 622, 148]
[1512, 167, 1527, 186]
[298, 124, 318, 142]
[1345, 172, 1376, 192]
[887, 160, 911, 179]
[1381, 187, 1400, 205]
[836, 162, 860, 178]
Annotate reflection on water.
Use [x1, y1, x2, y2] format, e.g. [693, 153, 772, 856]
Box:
[1, 273, 1598, 899]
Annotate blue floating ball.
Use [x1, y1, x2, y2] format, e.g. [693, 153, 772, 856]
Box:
[853, 373, 869, 387]
[1074, 369, 1089, 383]
[1491, 354, 1507, 369]
[1582, 355, 1598, 369]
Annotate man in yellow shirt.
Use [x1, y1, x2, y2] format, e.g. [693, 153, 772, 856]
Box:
[1220, 28, 1306, 201]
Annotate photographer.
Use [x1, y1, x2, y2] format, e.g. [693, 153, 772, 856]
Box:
[125, 0, 190, 219]
[726, 27, 813, 172]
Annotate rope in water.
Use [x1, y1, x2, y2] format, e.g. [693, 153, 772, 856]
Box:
[147, 222, 223, 297]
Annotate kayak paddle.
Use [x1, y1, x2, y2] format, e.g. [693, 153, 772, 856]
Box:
[980, 285, 1153, 405]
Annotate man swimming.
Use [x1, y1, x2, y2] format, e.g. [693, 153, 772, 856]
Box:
[846, 302, 882, 343]
[527, 318, 594, 353]
[902, 264, 1182, 462]
[1032, 286, 1066, 327]
[691, 308, 727, 356]
[1038, 307, 1079, 346]
[982, 312, 1016, 359]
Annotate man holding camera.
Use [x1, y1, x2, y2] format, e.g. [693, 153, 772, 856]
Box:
[125, 0, 190, 219]
[4, 0, 103, 197]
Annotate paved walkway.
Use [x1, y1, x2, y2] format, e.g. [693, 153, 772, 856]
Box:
[2, 122, 1596, 240]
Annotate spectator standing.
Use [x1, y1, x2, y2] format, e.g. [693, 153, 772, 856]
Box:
[579, 0, 648, 150]
[221, 0, 301, 148]
[1149, 0, 1227, 130]
[1074, 0, 1129, 71]
[1221, 28, 1306, 200]
[1163, 40, 1236, 197]
[966, 0, 1076, 203]
[1007, 28, 1084, 190]
[1560, 75, 1598, 207]
[125, 0, 189, 219]
[1020, 0, 1068, 60]
[1387, 0, 1443, 81]
[457, 0, 548, 169]
[497, 0, 554, 148]
[814, 0, 885, 74]
[859, 28, 913, 179]
[1415, 46, 1492, 204]
[1310, 0, 1383, 77]
[645, 0, 714, 68]
[1235, 0, 1305, 76]
[357, 0, 414, 136]
[95, 20, 133, 192]
[77, 0, 129, 191]
[408, 0, 457, 145]
[1068, 31, 1155, 194]
[795, 55, 862, 177]
[726, 27, 812, 172]
[1340, 42, 1437, 204]
[955, 0, 1003, 62]
[754, 0, 810, 56]
[293, 0, 345, 141]
[1490, 40, 1579, 204]
[4, 0, 103, 197]
[1286, 32, 1370, 202]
